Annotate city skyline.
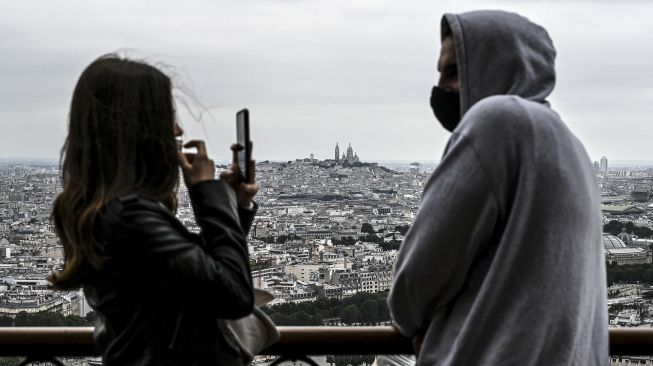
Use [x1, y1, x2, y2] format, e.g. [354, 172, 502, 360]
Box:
[6, 155, 653, 169]
[0, 158, 651, 366]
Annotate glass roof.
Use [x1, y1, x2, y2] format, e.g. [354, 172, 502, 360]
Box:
[603, 234, 627, 249]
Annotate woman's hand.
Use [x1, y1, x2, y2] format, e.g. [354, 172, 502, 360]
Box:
[220, 143, 259, 208]
[178, 140, 215, 187]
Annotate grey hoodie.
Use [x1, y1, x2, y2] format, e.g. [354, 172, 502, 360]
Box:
[388, 10, 608, 365]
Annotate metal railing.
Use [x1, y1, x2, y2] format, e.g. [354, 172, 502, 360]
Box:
[0, 326, 652, 362]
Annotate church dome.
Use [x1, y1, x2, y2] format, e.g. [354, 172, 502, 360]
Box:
[603, 233, 627, 249]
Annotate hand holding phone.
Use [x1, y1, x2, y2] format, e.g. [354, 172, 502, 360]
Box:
[219, 108, 258, 208]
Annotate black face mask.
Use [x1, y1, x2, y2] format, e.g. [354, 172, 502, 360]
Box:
[430, 86, 461, 132]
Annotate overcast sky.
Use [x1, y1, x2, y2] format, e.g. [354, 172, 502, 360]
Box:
[1, 0, 652, 162]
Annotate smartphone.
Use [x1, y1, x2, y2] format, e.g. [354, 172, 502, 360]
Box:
[236, 108, 251, 183]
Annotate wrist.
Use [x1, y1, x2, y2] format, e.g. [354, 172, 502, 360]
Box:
[186, 177, 216, 188]
[188, 179, 239, 212]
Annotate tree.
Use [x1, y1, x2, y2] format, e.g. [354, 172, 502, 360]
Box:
[64, 314, 89, 326]
[309, 313, 324, 326]
[270, 313, 290, 326]
[359, 234, 382, 244]
[332, 236, 357, 246]
[606, 262, 653, 285]
[625, 222, 636, 234]
[341, 304, 361, 324]
[359, 299, 380, 325]
[0, 357, 21, 366]
[603, 220, 623, 235]
[326, 355, 336, 366]
[380, 241, 400, 251]
[263, 290, 391, 325]
[0, 316, 13, 326]
[13, 311, 93, 327]
[333, 355, 352, 366]
[357, 355, 375, 366]
[603, 220, 653, 238]
[377, 300, 390, 321]
[333, 355, 375, 366]
[289, 310, 311, 325]
[342, 236, 356, 245]
[84, 311, 97, 323]
[634, 225, 653, 238]
[394, 224, 410, 235]
[360, 223, 374, 234]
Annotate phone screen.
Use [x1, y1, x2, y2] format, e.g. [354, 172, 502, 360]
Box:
[236, 109, 249, 182]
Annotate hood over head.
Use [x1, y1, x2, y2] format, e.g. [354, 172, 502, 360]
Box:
[441, 10, 556, 116]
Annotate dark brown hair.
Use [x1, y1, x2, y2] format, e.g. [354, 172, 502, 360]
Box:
[49, 55, 179, 290]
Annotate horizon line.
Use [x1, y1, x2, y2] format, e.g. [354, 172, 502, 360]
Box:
[3, 157, 653, 166]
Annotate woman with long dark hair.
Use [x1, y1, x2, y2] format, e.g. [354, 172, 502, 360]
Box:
[49, 54, 258, 365]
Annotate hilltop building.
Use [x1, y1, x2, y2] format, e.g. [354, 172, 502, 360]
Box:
[334, 142, 360, 163]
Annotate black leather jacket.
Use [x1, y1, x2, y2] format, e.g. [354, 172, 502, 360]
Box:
[83, 180, 255, 365]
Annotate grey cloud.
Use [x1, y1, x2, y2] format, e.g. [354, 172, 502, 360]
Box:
[1, 0, 652, 161]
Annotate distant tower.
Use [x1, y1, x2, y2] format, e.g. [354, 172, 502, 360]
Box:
[346, 143, 354, 161]
[335, 143, 340, 161]
[593, 161, 600, 175]
[600, 156, 608, 174]
[310, 153, 314, 160]
[618, 227, 632, 245]
[410, 162, 420, 173]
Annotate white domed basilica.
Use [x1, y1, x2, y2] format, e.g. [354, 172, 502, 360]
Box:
[334, 142, 360, 163]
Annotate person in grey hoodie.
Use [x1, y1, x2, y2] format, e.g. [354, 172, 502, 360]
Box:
[387, 10, 608, 365]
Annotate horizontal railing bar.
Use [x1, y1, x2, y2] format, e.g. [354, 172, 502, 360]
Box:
[609, 328, 653, 355]
[263, 326, 413, 355]
[0, 326, 650, 356]
[0, 327, 96, 357]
